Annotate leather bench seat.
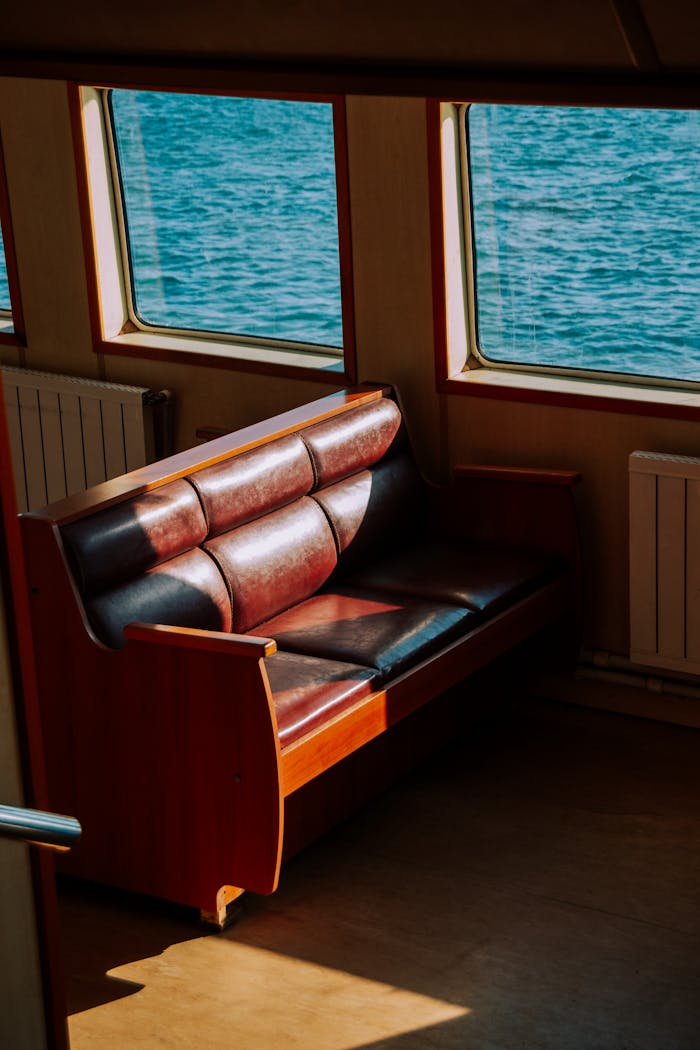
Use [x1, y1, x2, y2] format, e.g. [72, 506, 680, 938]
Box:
[23, 386, 581, 914]
[345, 540, 562, 619]
[256, 589, 477, 684]
[265, 651, 378, 747]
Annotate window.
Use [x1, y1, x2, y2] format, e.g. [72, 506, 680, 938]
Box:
[105, 90, 345, 356]
[453, 103, 700, 388]
[0, 224, 10, 313]
[0, 140, 21, 341]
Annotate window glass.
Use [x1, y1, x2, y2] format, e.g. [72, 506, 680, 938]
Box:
[109, 91, 343, 349]
[0, 224, 10, 313]
[467, 105, 700, 382]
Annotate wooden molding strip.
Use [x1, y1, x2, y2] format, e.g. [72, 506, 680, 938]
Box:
[453, 464, 582, 486]
[3, 54, 700, 107]
[441, 373, 700, 423]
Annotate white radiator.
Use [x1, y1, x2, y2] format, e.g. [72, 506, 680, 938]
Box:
[629, 450, 700, 675]
[1, 365, 171, 512]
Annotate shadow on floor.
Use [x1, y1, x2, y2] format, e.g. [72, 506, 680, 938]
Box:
[59, 700, 700, 1048]
[58, 878, 202, 1014]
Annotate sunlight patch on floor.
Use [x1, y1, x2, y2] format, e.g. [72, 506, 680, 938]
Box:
[67, 935, 470, 1049]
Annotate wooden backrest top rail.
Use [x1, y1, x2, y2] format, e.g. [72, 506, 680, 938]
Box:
[22, 384, 392, 527]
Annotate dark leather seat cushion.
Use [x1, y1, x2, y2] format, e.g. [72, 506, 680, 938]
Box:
[265, 650, 378, 747]
[256, 589, 476, 683]
[346, 540, 563, 617]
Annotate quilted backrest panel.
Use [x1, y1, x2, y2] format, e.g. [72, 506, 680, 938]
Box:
[60, 479, 232, 648]
[204, 497, 337, 632]
[84, 548, 232, 650]
[313, 454, 426, 574]
[59, 394, 413, 646]
[302, 398, 404, 489]
[61, 479, 208, 596]
[188, 433, 314, 538]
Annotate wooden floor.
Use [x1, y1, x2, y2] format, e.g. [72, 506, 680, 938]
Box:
[58, 699, 700, 1049]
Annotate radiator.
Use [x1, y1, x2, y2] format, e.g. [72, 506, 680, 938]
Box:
[629, 450, 700, 675]
[1, 365, 171, 513]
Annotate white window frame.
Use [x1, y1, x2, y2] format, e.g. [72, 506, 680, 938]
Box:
[79, 85, 351, 377]
[439, 100, 700, 397]
[0, 134, 21, 342]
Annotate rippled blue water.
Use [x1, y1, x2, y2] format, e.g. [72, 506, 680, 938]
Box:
[0, 227, 10, 311]
[469, 105, 700, 381]
[111, 91, 343, 348]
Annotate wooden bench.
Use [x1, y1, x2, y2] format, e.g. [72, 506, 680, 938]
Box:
[20, 385, 581, 924]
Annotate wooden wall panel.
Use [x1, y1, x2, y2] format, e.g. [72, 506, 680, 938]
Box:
[639, 0, 700, 68]
[685, 479, 700, 663]
[446, 398, 700, 657]
[0, 582, 48, 1050]
[346, 96, 442, 475]
[0, 79, 95, 380]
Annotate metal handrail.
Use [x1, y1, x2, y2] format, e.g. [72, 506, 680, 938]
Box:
[0, 803, 81, 852]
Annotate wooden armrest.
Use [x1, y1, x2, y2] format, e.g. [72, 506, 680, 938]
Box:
[119, 621, 282, 896]
[123, 622, 277, 658]
[433, 462, 582, 569]
[453, 464, 582, 486]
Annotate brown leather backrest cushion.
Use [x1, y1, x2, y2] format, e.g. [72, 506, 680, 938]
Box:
[302, 398, 403, 488]
[313, 454, 426, 574]
[61, 394, 410, 646]
[60, 479, 231, 649]
[61, 479, 208, 596]
[188, 434, 314, 538]
[84, 548, 232, 650]
[205, 498, 337, 632]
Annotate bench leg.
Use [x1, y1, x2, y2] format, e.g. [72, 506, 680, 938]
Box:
[200, 885, 245, 930]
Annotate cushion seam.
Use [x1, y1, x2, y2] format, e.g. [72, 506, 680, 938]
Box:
[184, 473, 212, 536]
[200, 544, 235, 630]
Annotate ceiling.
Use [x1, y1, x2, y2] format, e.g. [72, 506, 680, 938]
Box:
[1, 0, 698, 102]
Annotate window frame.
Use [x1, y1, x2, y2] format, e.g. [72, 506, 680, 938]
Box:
[429, 99, 700, 421]
[0, 130, 25, 347]
[71, 83, 357, 384]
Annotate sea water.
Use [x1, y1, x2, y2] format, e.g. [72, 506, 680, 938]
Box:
[0, 227, 9, 312]
[110, 91, 344, 349]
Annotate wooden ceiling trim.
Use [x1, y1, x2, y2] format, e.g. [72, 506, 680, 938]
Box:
[1, 55, 699, 108]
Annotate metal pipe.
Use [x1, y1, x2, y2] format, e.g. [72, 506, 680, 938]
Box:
[577, 650, 700, 701]
[0, 803, 81, 852]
